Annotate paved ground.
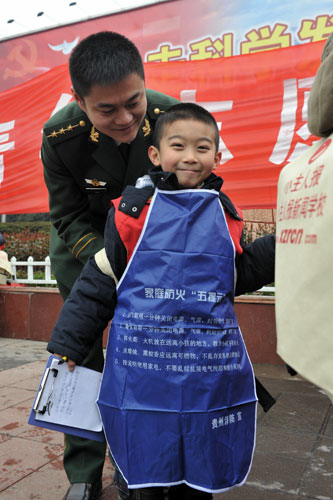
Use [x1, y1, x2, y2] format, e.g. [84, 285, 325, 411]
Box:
[0, 337, 332, 500]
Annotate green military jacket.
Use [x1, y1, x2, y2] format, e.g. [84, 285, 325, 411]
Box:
[42, 89, 178, 293]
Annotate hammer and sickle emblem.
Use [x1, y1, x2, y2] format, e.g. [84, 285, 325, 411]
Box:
[4, 40, 37, 80]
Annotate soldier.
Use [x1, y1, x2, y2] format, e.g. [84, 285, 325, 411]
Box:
[41, 31, 178, 500]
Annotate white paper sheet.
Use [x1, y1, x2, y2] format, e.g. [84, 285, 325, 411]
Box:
[35, 358, 103, 432]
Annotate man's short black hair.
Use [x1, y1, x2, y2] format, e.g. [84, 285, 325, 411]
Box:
[153, 103, 220, 152]
[69, 31, 145, 98]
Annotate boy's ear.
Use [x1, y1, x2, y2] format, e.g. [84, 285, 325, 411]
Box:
[213, 151, 222, 170]
[71, 87, 85, 112]
[148, 145, 161, 166]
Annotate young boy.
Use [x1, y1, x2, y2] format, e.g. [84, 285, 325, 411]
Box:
[48, 103, 275, 500]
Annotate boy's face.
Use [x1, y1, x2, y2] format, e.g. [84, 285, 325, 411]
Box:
[148, 119, 221, 188]
[73, 72, 147, 144]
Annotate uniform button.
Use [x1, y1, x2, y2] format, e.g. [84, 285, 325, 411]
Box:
[79, 120, 86, 127]
[154, 108, 160, 115]
[132, 207, 138, 212]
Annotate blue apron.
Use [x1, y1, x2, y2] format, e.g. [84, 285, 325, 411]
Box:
[97, 189, 257, 493]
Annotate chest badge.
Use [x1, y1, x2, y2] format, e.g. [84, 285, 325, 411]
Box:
[85, 178, 106, 187]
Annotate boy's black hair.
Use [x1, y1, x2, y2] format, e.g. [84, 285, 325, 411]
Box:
[153, 102, 220, 152]
[69, 31, 145, 98]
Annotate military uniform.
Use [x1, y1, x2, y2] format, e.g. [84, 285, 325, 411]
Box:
[41, 89, 179, 485]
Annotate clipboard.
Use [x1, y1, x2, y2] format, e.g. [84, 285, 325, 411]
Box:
[28, 355, 105, 442]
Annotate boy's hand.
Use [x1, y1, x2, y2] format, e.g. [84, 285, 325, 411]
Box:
[67, 359, 76, 372]
[54, 354, 76, 372]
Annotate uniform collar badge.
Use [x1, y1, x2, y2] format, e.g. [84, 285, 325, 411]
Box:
[142, 118, 151, 137]
[89, 125, 99, 143]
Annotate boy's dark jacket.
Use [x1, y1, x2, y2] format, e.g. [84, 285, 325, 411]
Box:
[48, 168, 276, 411]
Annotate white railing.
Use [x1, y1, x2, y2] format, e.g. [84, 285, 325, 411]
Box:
[257, 286, 275, 294]
[9, 256, 57, 285]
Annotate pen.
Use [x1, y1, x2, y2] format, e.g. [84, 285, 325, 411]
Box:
[58, 356, 68, 364]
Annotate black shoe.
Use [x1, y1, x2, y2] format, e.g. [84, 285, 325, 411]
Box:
[62, 480, 102, 500]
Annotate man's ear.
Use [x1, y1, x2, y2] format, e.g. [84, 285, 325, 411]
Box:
[148, 145, 161, 166]
[71, 87, 85, 112]
[213, 151, 222, 170]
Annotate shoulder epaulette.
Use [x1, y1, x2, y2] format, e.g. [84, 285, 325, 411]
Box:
[146, 103, 169, 120]
[140, 105, 167, 138]
[143, 90, 178, 138]
[44, 116, 91, 144]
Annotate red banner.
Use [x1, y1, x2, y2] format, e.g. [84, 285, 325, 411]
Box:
[0, 40, 324, 214]
[1, 0, 331, 93]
